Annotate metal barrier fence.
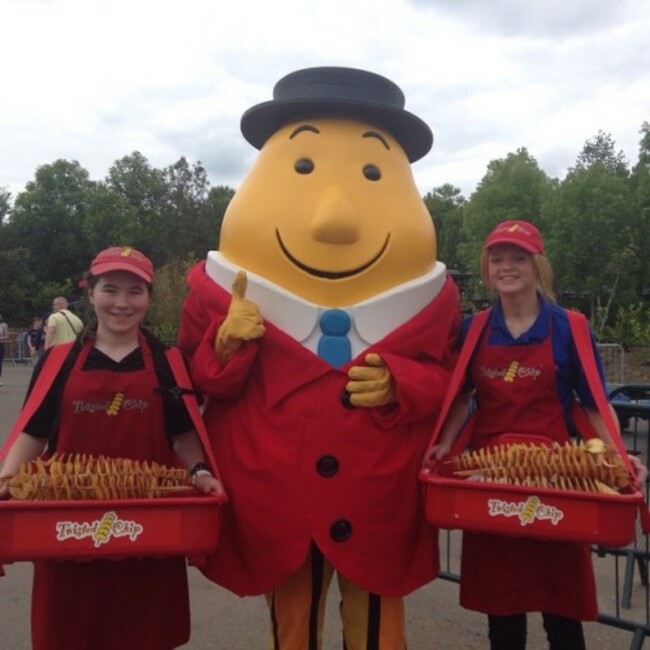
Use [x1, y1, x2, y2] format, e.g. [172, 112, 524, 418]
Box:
[598, 342, 626, 385]
[2, 335, 35, 366]
[606, 390, 650, 648]
[438, 528, 650, 649]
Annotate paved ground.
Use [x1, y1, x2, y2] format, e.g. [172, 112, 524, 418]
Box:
[0, 361, 647, 649]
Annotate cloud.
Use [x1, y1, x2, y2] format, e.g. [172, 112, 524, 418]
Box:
[1, 0, 648, 201]
[409, 0, 636, 37]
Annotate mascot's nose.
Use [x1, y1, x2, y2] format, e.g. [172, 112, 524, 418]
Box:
[310, 186, 360, 245]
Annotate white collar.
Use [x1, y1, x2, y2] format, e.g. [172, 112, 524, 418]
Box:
[205, 251, 447, 355]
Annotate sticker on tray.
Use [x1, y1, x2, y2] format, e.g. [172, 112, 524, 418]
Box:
[55, 511, 144, 547]
[487, 495, 564, 527]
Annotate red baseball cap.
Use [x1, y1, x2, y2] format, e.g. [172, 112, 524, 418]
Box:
[89, 246, 154, 283]
[483, 220, 545, 255]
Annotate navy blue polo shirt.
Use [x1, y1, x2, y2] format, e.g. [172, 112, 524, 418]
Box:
[460, 297, 605, 417]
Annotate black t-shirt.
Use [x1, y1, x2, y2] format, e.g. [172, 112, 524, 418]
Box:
[24, 330, 195, 452]
[28, 326, 45, 351]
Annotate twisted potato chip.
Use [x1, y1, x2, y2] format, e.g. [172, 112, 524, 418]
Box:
[0, 453, 192, 501]
[449, 441, 631, 494]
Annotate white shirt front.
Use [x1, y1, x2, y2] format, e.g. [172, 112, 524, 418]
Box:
[205, 251, 447, 358]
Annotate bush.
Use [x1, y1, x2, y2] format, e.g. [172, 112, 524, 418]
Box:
[600, 302, 650, 349]
[146, 255, 197, 341]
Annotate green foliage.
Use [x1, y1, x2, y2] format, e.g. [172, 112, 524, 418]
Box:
[207, 185, 235, 251]
[0, 186, 10, 223]
[159, 159, 233, 261]
[0, 152, 233, 328]
[600, 303, 650, 349]
[423, 183, 467, 270]
[1, 123, 650, 344]
[0, 247, 38, 324]
[0, 245, 83, 326]
[162, 157, 210, 260]
[576, 130, 629, 176]
[459, 147, 553, 294]
[105, 152, 181, 268]
[146, 256, 198, 341]
[8, 160, 96, 286]
[545, 161, 639, 314]
[630, 122, 650, 290]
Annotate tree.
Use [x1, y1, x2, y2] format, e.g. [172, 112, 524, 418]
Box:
[8, 160, 96, 288]
[104, 152, 169, 263]
[544, 163, 639, 324]
[630, 122, 650, 291]
[208, 185, 235, 250]
[160, 158, 233, 260]
[2, 122, 647, 336]
[82, 182, 141, 255]
[576, 130, 628, 176]
[0, 247, 38, 324]
[460, 148, 554, 285]
[162, 157, 212, 260]
[423, 183, 467, 270]
[0, 186, 10, 224]
[546, 130, 639, 325]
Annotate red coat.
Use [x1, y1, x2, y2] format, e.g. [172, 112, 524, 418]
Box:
[179, 262, 460, 596]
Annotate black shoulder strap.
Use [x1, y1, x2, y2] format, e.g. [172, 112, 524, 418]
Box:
[164, 347, 223, 486]
[60, 310, 82, 335]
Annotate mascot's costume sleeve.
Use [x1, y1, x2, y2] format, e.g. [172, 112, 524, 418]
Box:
[178, 67, 461, 650]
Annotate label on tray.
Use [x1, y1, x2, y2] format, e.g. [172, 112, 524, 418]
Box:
[55, 510, 144, 547]
[487, 495, 564, 527]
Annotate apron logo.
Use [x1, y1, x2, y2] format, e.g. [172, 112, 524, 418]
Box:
[487, 495, 564, 526]
[504, 361, 519, 382]
[478, 362, 542, 382]
[71, 395, 150, 415]
[56, 510, 144, 547]
[106, 392, 125, 415]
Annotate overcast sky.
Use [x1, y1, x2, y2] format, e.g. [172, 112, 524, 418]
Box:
[1, 0, 648, 202]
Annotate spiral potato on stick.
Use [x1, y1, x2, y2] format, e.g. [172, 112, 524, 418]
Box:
[0, 453, 192, 500]
[448, 440, 631, 494]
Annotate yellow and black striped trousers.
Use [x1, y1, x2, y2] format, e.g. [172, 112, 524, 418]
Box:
[266, 544, 406, 650]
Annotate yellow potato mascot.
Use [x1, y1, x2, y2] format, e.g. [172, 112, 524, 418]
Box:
[178, 66, 460, 650]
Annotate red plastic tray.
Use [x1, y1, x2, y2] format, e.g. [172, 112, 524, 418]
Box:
[420, 463, 643, 547]
[0, 493, 224, 562]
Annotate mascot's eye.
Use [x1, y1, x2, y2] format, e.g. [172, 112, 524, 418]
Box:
[363, 164, 381, 181]
[295, 158, 314, 174]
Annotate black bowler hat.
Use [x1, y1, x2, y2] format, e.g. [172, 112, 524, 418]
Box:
[240, 66, 433, 162]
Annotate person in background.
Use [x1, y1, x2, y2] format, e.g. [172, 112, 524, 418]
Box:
[26, 317, 46, 359]
[44, 296, 83, 349]
[0, 314, 8, 385]
[0, 246, 224, 650]
[428, 220, 647, 650]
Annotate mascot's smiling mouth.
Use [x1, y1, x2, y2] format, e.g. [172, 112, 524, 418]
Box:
[275, 229, 391, 279]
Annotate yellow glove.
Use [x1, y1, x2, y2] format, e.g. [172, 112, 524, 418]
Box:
[345, 353, 396, 408]
[214, 271, 265, 364]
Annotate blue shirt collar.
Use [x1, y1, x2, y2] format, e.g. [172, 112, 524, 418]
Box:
[490, 294, 551, 342]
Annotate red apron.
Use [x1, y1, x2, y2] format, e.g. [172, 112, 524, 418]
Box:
[459, 326, 598, 620]
[31, 335, 190, 650]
